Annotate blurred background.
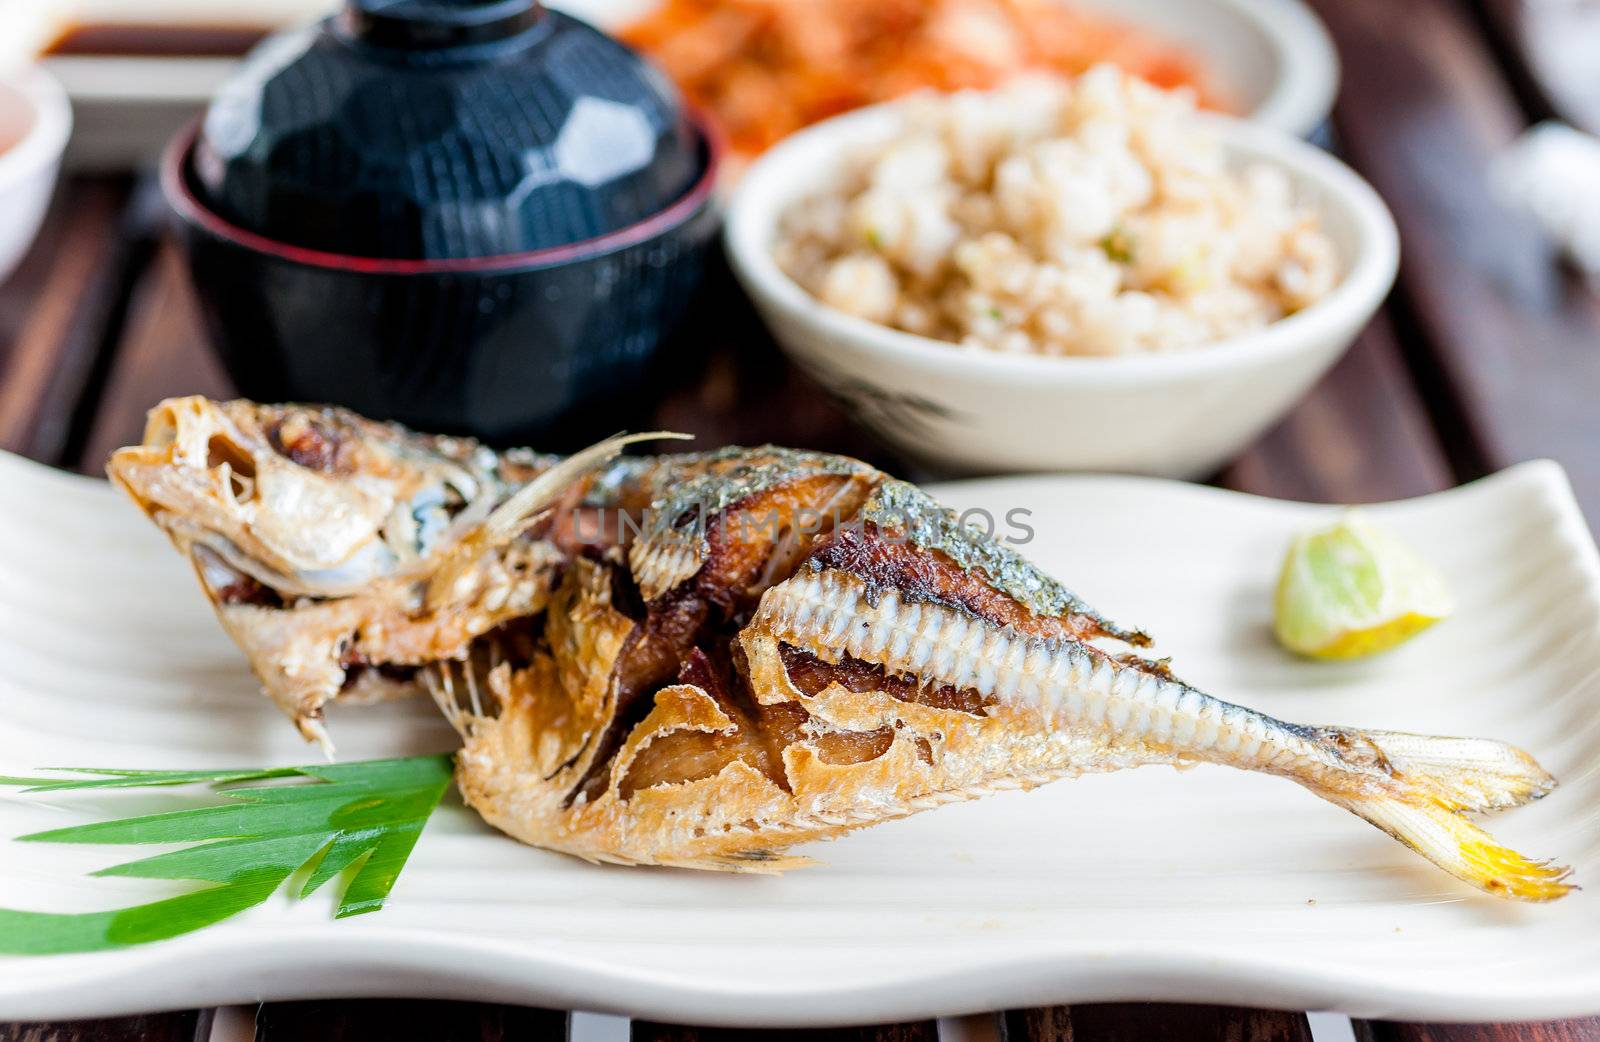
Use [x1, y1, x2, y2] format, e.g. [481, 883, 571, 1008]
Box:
[0, 0, 1596, 514]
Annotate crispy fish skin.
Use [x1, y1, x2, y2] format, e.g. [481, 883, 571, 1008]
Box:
[112, 399, 1572, 900]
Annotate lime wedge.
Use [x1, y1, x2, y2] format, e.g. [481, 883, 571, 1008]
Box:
[1274, 511, 1454, 660]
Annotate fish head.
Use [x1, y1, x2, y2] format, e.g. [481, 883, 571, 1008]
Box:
[107, 396, 505, 604]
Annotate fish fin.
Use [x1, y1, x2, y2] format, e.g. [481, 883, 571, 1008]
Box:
[1315, 726, 1556, 812]
[1325, 792, 1573, 902]
[481, 430, 691, 543]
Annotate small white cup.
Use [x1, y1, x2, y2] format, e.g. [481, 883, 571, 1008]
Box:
[0, 67, 72, 286]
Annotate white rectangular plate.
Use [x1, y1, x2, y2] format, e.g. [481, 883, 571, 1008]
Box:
[0, 454, 1596, 1024]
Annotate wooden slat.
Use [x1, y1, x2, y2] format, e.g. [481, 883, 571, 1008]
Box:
[253, 999, 566, 1041]
[0, 1011, 204, 1042]
[1002, 1007, 1075, 1042]
[76, 241, 233, 473]
[1221, 314, 1451, 503]
[632, 1021, 940, 1041]
[1002, 1003, 1313, 1042]
[1358, 1023, 1600, 1042]
[1303, 0, 1600, 536]
[0, 177, 135, 464]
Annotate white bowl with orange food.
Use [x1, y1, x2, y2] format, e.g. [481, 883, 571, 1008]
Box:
[725, 72, 1397, 479]
[14, 0, 1334, 170]
[573, 0, 1338, 166]
[0, 66, 71, 284]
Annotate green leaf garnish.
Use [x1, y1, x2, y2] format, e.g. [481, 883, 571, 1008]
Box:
[0, 755, 453, 954]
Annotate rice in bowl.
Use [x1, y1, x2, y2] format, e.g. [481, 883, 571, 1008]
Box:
[775, 67, 1340, 358]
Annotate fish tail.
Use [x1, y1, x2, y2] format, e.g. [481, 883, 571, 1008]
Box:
[1307, 726, 1571, 901]
[1314, 726, 1557, 811]
[1325, 792, 1572, 901]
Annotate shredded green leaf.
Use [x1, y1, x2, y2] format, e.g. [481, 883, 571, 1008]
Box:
[0, 755, 454, 954]
[1099, 225, 1136, 265]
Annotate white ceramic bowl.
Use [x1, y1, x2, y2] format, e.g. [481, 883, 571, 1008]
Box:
[726, 103, 1399, 478]
[559, 0, 1338, 139]
[0, 68, 71, 285]
[1059, 0, 1336, 137]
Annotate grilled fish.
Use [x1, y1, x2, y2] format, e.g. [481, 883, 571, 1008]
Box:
[107, 396, 678, 747]
[110, 397, 1572, 900]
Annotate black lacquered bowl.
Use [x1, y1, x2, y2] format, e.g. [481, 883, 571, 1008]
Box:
[162, 116, 720, 447]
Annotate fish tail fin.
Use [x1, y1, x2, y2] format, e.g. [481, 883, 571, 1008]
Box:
[1324, 791, 1573, 901]
[1314, 726, 1557, 811]
[1308, 726, 1570, 901]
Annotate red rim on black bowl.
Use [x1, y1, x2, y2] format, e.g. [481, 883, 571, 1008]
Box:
[160, 109, 723, 276]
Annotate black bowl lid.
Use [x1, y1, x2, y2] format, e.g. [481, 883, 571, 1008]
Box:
[343, 0, 543, 49]
[191, 0, 703, 260]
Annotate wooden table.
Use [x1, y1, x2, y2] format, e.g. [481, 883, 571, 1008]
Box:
[2, 0, 1598, 1038]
